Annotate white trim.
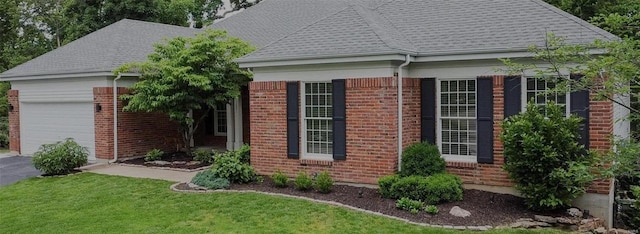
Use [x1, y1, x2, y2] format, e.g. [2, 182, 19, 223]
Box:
[300, 81, 333, 160]
[214, 104, 228, 137]
[233, 96, 243, 149]
[239, 54, 408, 68]
[520, 76, 571, 117]
[0, 72, 139, 81]
[435, 78, 479, 163]
[226, 102, 234, 151]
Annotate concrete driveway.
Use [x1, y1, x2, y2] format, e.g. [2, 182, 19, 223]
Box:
[0, 156, 42, 186]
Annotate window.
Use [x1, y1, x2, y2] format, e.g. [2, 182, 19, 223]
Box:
[523, 77, 569, 116]
[302, 82, 333, 158]
[214, 103, 227, 136]
[438, 79, 477, 162]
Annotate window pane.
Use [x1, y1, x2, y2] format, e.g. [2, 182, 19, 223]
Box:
[303, 82, 333, 155]
[439, 80, 477, 157]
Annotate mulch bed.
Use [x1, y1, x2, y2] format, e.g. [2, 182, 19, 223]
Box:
[120, 152, 210, 170]
[177, 177, 566, 227]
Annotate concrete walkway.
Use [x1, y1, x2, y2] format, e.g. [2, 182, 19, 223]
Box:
[83, 164, 198, 182]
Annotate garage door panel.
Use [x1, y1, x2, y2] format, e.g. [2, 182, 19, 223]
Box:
[20, 102, 96, 160]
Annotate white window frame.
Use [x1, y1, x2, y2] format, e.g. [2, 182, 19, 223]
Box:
[521, 76, 571, 117]
[301, 81, 333, 160]
[214, 104, 227, 136]
[436, 78, 478, 163]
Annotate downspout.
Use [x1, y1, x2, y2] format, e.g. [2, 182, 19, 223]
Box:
[109, 73, 122, 163]
[397, 54, 411, 172]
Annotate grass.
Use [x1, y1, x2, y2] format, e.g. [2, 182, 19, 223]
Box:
[0, 173, 564, 233]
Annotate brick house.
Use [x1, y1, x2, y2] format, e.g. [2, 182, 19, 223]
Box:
[0, 0, 627, 226]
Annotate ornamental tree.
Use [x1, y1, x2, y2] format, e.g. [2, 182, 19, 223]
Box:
[116, 29, 254, 155]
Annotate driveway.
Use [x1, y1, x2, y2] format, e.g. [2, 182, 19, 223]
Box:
[0, 156, 42, 186]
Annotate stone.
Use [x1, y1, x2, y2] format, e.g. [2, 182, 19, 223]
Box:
[557, 217, 579, 225]
[172, 161, 187, 165]
[510, 220, 551, 229]
[187, 183, 207, 190]
[453, 226, 466, 230]
[186, 161, 201, 166]
[516, 218, 534, 222]
[594, 227, 607, 234]
[567, 207, 583, 217]
[578, 218, 604, 232]
[145, 160, 171, 165]
[449, 206, 471, 217]
[608, 228, 633, 234]
[534, 215, 557, 224]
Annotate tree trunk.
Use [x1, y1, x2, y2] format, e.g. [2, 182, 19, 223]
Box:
[180, 108, 212, 156]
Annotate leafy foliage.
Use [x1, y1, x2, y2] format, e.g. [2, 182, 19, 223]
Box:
[396, 197, 423, 214]
[629, 186, 640, 229]
[501, 102, 595, 211]
[144, 149, 164, 162]
[117, 30, 254, 155]
[400, 142, 445, 177]
[192, 148, 215, 164]
[190, 170, 230, 189]
[388, 174, 463, 205]
[0, 117, 8, 148]
[314, 170, 333, 194]
[271, 170, 289, 188]
[210, 149, 256, 183]
[32, 138, 88, 175]
[378, 174, 400, 198]
[294, 171, 313, 191]
[235, 144, 250, 163]
[424, 205, 439, 215]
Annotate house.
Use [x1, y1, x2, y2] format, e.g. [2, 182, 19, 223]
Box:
[0, 0, 627, 226]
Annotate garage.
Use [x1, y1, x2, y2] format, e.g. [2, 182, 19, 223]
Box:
[20, 102, 96, 160]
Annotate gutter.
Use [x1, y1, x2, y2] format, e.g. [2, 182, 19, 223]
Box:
[109, 73, 122, 163]
[397, 54, 411, 172]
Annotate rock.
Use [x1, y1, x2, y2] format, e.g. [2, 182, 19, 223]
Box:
[567, 207, 583, 217]
[594, 227, 607, 234]
[608, 228, 633, 234]
[187, 183, 207, 190]
[186, 161, 201, 166]
[145, 160, 171, 165]
[534, 215, 557, 224]
[449, 206, 471, 218]
[510, 220, 551, 229]
[516, 218, 534, 222]
[557, 217, 579, 225]
[172, 161, 187, 165]
[578, 218, 604, 232]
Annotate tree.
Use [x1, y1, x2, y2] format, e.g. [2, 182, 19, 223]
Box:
[116, 30, 254, 155]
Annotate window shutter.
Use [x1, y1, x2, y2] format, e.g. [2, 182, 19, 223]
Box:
[421, 78, 436, 144]
[504, 76, 522, 118]
[286, 82, 300, 159]
[477, 76, 494, 164]
[570, 74, 590, 149]
[332, 79, 347, 160]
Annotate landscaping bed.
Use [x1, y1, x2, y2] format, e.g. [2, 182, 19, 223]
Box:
[175, 177, 566, 227]
[120, 151, 210, 170]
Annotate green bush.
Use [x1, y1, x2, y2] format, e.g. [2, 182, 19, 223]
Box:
[424, 205, 439, 214]
[378, 174, 400, 198]
[271, 170, 289, 188]
[389, 174, 463, 204]
[235, 144, 250, 163]
[32, 138, 88, 175]
[396, 197, 423, 214]
[210, 150, 256, 183]
[0, 117, 8, 148]
[295, 171, 313, 191]
[314, 170, 333, 193]
[190, 170, 230, 189]
[192, 149, 215, 164]
[400, 141, 445, 177]
[502, 102, 595, 211]
[144, 149, 164, 161]
[624, 186, 640, 229]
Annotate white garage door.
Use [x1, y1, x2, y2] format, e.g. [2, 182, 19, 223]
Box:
[20, 102, 96, 160]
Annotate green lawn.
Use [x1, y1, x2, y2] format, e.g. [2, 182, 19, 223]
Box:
[0, 173, 562, 233]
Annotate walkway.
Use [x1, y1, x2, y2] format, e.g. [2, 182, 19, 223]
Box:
[83, 164, 198, 182]
[0, 156, 42, 186]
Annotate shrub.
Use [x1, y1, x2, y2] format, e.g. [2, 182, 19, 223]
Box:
[235, 144, 250, 163]
[389, 173, 463, 204]
[295, 171, 313, 191]
[271, 170, 289, 188]
[396, 197, 423, 213]
[502, 102, 595, 211]
[378, 174, 400, 198]
[192, 149, 215, 164]
[314, 170, 333, 193]
[144, 149, 164, 161]
[424, 205, 439, 214]
[190, 170, 230, 190]
[0, 117, 8, 148]
[32, 138, 88, 175]
[210, 150, 256, 183]
[400, 141, 445, 177]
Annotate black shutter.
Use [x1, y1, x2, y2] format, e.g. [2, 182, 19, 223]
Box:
[332, 79, 347, 160]
[421, 78, 436, 144]
[504, 76, 522, 119]
[570, 74, 590, 149]
[477, 77, 494, 164]
[286, 82, 300, 159]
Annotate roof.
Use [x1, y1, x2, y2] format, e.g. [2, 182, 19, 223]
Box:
[1, 0, 618, 78]
[1, 19, 201, 79]
[237, 0, 618, 63]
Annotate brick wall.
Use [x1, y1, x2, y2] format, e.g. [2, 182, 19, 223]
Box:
[8, 90, 19, 152]
[250, 78, 399, 184]
[587, 93, 614, 194]
[402, 78, 421, 149]
[93, 87, 181, 160]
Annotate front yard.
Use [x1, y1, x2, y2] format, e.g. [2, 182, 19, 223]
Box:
[0, 173, 562, 233]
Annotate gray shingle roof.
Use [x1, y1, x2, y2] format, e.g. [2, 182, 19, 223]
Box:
[238, 0, 618, 62]
[1, 19, 200, 78]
